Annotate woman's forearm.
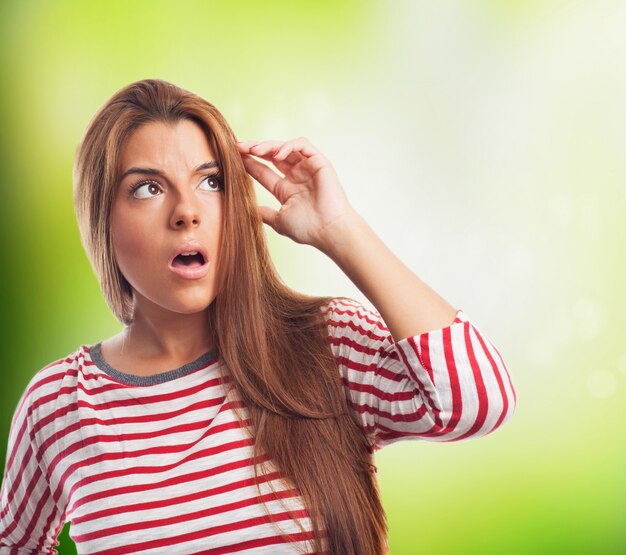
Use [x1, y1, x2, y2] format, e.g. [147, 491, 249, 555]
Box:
[317, 208, 458, 340]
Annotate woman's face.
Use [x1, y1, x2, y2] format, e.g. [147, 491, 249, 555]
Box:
[111, 119, 224, 320]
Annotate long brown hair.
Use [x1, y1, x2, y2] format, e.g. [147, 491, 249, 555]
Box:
[73, 79, 387, 554]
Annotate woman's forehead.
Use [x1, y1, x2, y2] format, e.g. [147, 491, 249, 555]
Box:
[119, 119, 218, 174]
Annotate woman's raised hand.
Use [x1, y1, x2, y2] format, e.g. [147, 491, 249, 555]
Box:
[238, 138, 460, 339]
[236, 138, 357, 252]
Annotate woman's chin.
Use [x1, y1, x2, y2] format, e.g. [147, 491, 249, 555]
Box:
[168, 300, 215, 316]
[131, 291, 217, 320]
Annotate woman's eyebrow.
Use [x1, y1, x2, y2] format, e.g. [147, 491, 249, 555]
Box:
[119, 161, 220, 180]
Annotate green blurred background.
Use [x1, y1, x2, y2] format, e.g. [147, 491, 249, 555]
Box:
[1, 0, 624, 553]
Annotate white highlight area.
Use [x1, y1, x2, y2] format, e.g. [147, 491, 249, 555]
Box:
[587, 369, 617, 399]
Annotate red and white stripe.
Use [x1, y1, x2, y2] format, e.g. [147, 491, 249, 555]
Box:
[324, 298, 515, 449]
[1, 298, 515, 553]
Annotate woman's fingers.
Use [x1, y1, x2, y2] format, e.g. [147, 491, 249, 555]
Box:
[258, 205, 279, 232]
[240, 155, 281, 197]
[272, 137, 320, 160]
[235, 140, 258, 153]
[252, 142, 304, 167]
[237, 140, 299, 174]
[239, 138, 321, 165]
[239, 137, 328, 202]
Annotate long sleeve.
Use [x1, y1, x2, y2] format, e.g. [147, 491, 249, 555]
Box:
[324, 298, 516, 451]
[1, 375, 64, 554]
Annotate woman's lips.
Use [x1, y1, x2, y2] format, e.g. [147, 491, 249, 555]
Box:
[167, 243, 210, 280]
[169, 258, 210, 280]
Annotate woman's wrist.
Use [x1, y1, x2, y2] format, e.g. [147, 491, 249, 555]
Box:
[313, 206, 368, 259]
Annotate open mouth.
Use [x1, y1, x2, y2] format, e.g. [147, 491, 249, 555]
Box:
[171, 251, 206, 268]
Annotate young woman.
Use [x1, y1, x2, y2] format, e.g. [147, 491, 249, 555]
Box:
[0, 79, 516, 554]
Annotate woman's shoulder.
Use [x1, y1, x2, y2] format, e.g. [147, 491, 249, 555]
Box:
[17, 345, 91, 415]
[31, 344, 89, 381]
[321, 297, 381, 318]
[320, 297, 386, 330]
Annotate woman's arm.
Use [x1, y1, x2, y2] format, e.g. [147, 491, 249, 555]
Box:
[314, 209, 458, 339]
[323, 297, 515, 448]
[237, 137, 515, 447]
[1, 375, 63, 553]
[237, 136, 456, 339]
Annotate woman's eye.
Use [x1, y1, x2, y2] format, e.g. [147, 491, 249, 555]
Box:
[199, 174, 223, 192]
[132, 182, 162, 199]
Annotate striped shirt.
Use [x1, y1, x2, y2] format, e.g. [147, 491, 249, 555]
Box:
[0, 298, 516, 554]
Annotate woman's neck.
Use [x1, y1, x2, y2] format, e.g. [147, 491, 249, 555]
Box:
[123, 307, 214, 362]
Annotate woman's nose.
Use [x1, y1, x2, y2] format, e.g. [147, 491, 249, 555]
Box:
[169, 192, 202, 229]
